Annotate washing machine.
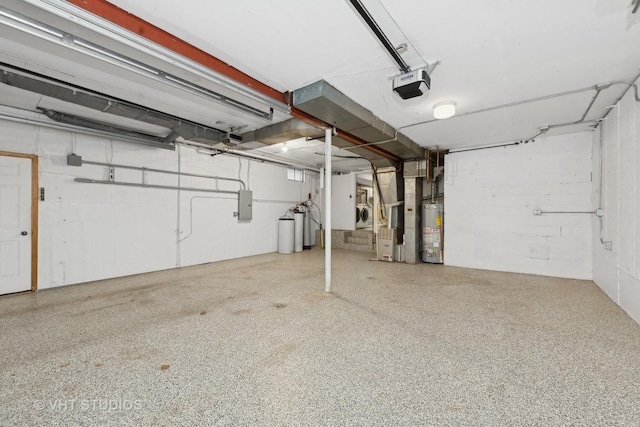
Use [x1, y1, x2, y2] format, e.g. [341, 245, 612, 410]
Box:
[356, 204, 372, 229]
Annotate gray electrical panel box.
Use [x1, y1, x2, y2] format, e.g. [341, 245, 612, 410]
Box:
[238, 190, 252, 221]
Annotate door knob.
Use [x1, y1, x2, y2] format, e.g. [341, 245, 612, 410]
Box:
[21, 231, 28, 236]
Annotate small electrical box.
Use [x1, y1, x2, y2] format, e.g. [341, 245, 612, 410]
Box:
[238, 190, 252, 221]
[67, 153, 82, 166]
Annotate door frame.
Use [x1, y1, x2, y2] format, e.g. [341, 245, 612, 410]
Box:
[0, 151, 38, 291]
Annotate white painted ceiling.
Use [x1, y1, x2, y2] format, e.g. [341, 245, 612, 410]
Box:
[1, 0, 639, 168]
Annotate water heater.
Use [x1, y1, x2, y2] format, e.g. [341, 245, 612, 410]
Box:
[422, 203, 443, 263]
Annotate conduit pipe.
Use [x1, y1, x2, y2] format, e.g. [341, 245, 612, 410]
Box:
[609, 80, 640, 102]
[422, 79, 640, 149]
[536, 210, 596, 214]
[579, 86, 605, 121]
[74, 178, 240, 195]
[74, 158, 247, 190]
[521, 75, 640, 163]
[592, 71, 640, 251]
[597, 124, 613, 250]
[348, 78, 640, 153]
[448, 141, 521, 154]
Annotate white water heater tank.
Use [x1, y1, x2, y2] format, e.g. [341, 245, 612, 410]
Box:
[422, 203, 444, 264]
[278, 218, 294, 254]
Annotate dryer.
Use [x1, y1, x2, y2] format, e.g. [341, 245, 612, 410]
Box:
[356, 204, 372, 229]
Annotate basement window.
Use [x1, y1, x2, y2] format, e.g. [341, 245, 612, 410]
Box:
[287, 168, 305, 182]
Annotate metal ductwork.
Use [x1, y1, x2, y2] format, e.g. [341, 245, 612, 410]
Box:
[245, 117, 397, 168]
[327, 135, 394, 168]
[39, 108, 172, 149]
[243, 118, 324, 145]
[292, 80, 425, 163]
[0, 63, 227, 147]
[246, 81, 425, 168]
[174, 122, 223, 145]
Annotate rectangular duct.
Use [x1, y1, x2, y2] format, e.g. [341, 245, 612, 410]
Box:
[244, 118, 324, 145]
[292, 80, 425, 161]
[376, 166, 403, 205]
[0, 63, 225, 147]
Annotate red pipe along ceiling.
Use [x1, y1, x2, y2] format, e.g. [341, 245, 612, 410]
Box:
[65, 0, 402, 163]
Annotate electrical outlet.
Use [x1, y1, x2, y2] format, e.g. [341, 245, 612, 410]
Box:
[533, 208, 542, 216]
[603, 241, 612, 250]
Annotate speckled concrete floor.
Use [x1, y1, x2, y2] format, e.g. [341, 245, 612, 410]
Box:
[1, 248, 639, 426]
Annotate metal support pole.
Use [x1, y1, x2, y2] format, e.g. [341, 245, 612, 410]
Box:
[325, 128, 332, 293]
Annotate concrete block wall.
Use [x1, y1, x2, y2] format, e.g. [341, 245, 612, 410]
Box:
[0, 116, 319, 290]
[444, 132, 593, 279]
[592, 82, 640, 324]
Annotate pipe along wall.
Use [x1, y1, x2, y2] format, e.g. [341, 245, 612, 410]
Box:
[0, 116, 320, 289]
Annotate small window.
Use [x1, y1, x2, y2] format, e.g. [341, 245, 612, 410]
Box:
[287, 168, 305, 182]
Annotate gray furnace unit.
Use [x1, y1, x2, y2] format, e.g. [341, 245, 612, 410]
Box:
[422, 203, 443, 263]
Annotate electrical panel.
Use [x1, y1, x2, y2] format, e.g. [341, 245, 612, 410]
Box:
[238, 190, 252, 221]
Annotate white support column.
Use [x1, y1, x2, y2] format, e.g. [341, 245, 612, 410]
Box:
[325, 128, 332, 293]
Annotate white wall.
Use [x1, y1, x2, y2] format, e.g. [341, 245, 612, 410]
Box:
[0, 118, 319, 290]
[592, 83, 640, 325]
[444, 132, 593, 279]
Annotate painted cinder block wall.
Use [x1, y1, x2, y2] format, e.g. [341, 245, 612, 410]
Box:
[592, 82, 640, 325]
[444, 132, 593, 280]
[0, 116, 320, 290]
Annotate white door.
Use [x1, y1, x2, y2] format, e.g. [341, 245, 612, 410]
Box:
[331, 172, 356, 230]
[0, 155, 32, 294]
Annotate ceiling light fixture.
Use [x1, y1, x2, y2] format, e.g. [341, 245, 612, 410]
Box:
[282, 142, 288, 152]
[433, 101, 456, 119]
